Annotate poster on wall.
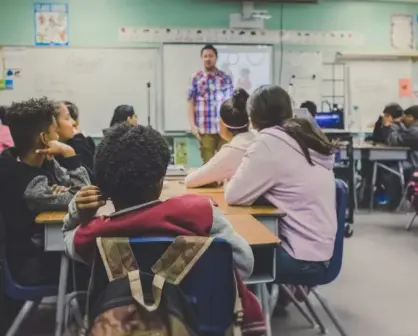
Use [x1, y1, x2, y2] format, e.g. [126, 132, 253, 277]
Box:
[34, 3, 69, 46]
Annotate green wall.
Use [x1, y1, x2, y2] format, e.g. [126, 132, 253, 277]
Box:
[1, 0, 417, 166]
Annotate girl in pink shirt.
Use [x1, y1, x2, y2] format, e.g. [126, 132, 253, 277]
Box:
[0, 106, 14, 153]
[185, 88, 255, 188]
[225, 85, 338, 288]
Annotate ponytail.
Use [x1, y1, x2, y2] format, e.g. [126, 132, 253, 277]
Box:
[282, 118, 336, 165]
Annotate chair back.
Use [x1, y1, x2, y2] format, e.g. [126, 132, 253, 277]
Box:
[91, 237, 236, 336]
[0, 211, 56, 301]
[296, 178, 348, 287]
[324, 178, 348, 284]
[0, 256, 57, 301]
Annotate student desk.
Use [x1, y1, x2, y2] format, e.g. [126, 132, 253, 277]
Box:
[36, 196, 282, 336]
[338, 142, 409, 211]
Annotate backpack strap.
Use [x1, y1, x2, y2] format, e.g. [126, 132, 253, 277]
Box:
[151, 236, 244, 335]
[96, 237, 139, 281]
[128, 270, 165, 312]
[232, 272, 243, 336]
[151, 236, 214, 285]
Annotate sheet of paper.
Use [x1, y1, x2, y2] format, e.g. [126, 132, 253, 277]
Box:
[399, 78, 412, 97]
[391, 14, 413, 49]
[34, 3, 69, 46]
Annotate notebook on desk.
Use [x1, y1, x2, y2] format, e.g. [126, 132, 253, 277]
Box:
[166, 164, 186, 176]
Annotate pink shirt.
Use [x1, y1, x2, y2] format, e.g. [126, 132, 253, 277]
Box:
[225, 126, 337, 262]
[0, 125, 13, 152]
[185, 132, 255, 188]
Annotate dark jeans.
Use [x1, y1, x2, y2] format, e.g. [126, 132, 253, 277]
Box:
[274, 245, 327, 285]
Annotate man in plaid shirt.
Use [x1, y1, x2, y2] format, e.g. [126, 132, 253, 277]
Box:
[187, 44, 233, 163]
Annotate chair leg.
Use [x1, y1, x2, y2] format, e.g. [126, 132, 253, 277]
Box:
[269, 284, 279, 313]
[296, 286, 328, 334]
[312, 288, 349, 336]
[6, 301, 40, 336]
[406, 213, 417, 231]
[279, 285, 317, 328]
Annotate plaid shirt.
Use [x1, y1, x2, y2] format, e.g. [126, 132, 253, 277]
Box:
[188, 69, 233, 134]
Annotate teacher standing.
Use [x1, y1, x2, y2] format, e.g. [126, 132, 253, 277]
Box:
[187, 44, 234, 163]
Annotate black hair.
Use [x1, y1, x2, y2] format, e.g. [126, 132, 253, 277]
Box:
[404, 105, 418, 120]
[95, 124, 171, 208]
[220, 88, 250, 135]
[383, 103, 403, 119]
[7, 98, 58, 155]
[300, 101, 317, 118]
[248, 85, 335, 165]
[110, 105, 135, 127]
[201, 44, 218, 57]
[62, 101, 79, 122]
[0, 106, 8, 125]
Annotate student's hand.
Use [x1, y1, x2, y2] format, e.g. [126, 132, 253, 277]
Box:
[75, 186, 106, 211]
[51, 184, 69, 195]
[190, 125, 201, 141]
[36, 140, 75, 158]
[382, 114, 393, 127]
[394, 116, 403, 124]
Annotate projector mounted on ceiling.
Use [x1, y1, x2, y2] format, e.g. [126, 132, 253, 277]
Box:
[229, 1, 270, 29]
[242, 1, 271, 20]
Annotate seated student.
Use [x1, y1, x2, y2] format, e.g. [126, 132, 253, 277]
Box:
[359, 103, 404, 208]
[185, 88, 255, 188]
[63, 124, 265, 335]
[0, 106, 13, 152]
[103, 104, 137, 135]
[300, 101, 317, 118]
[368, 103, 403, 143]
[55, 101, 96, 179]
[0, 98, 90, 286]
[225, 85, 337, 284]
[300, 101, 320, 129]
[382, 105, 418, 154]
[64, 100, 96, 153]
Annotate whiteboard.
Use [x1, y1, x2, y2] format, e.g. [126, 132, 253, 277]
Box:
[162, 44, 273, 132]
[0, 47, 159, 136]
[275, 51, 323, 109]
[346, 60, 413, 131]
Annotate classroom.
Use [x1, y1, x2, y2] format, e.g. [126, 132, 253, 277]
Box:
[1, 0, 418, 335]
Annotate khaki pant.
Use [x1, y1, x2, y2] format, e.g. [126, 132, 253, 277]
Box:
[199, 133, 227, 164]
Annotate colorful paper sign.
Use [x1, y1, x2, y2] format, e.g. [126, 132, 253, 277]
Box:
[34, 3, 69, 46]
[399, 78, 412, 97]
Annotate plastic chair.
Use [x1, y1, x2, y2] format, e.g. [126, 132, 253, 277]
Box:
[0, 257, 58, 336]
[90, 237, 236, 336]
[281, 179, 349, 336]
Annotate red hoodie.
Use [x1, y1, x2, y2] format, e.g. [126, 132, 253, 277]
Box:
[63, 194, 266, 335]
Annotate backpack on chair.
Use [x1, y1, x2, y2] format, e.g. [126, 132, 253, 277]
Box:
[87, 236, 243, 336]
[406, 170, 418, 213]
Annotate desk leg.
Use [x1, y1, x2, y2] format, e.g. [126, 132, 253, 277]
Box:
[398, 161, 405, 197]
[55, 253, 69, 336]
[370, 162, 378, 212]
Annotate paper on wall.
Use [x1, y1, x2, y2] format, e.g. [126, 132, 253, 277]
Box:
[399, 78, 412, 97]
[391, 14, 413, 50]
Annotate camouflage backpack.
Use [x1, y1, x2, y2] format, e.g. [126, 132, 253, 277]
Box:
[86, 236, 243, 336]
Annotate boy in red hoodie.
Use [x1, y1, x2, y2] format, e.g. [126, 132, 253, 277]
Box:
[62, 123, 265, 335]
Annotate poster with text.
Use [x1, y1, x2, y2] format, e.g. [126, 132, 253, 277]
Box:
[34, 3, 69, 46]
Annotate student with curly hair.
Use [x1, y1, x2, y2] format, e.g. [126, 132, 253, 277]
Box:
[63, 124, 266, 335]
[185, 88, 255, 188]
[0, 97, 90, 286]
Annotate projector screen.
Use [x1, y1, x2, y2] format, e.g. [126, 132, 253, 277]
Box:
[162, 44, 273, 132]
